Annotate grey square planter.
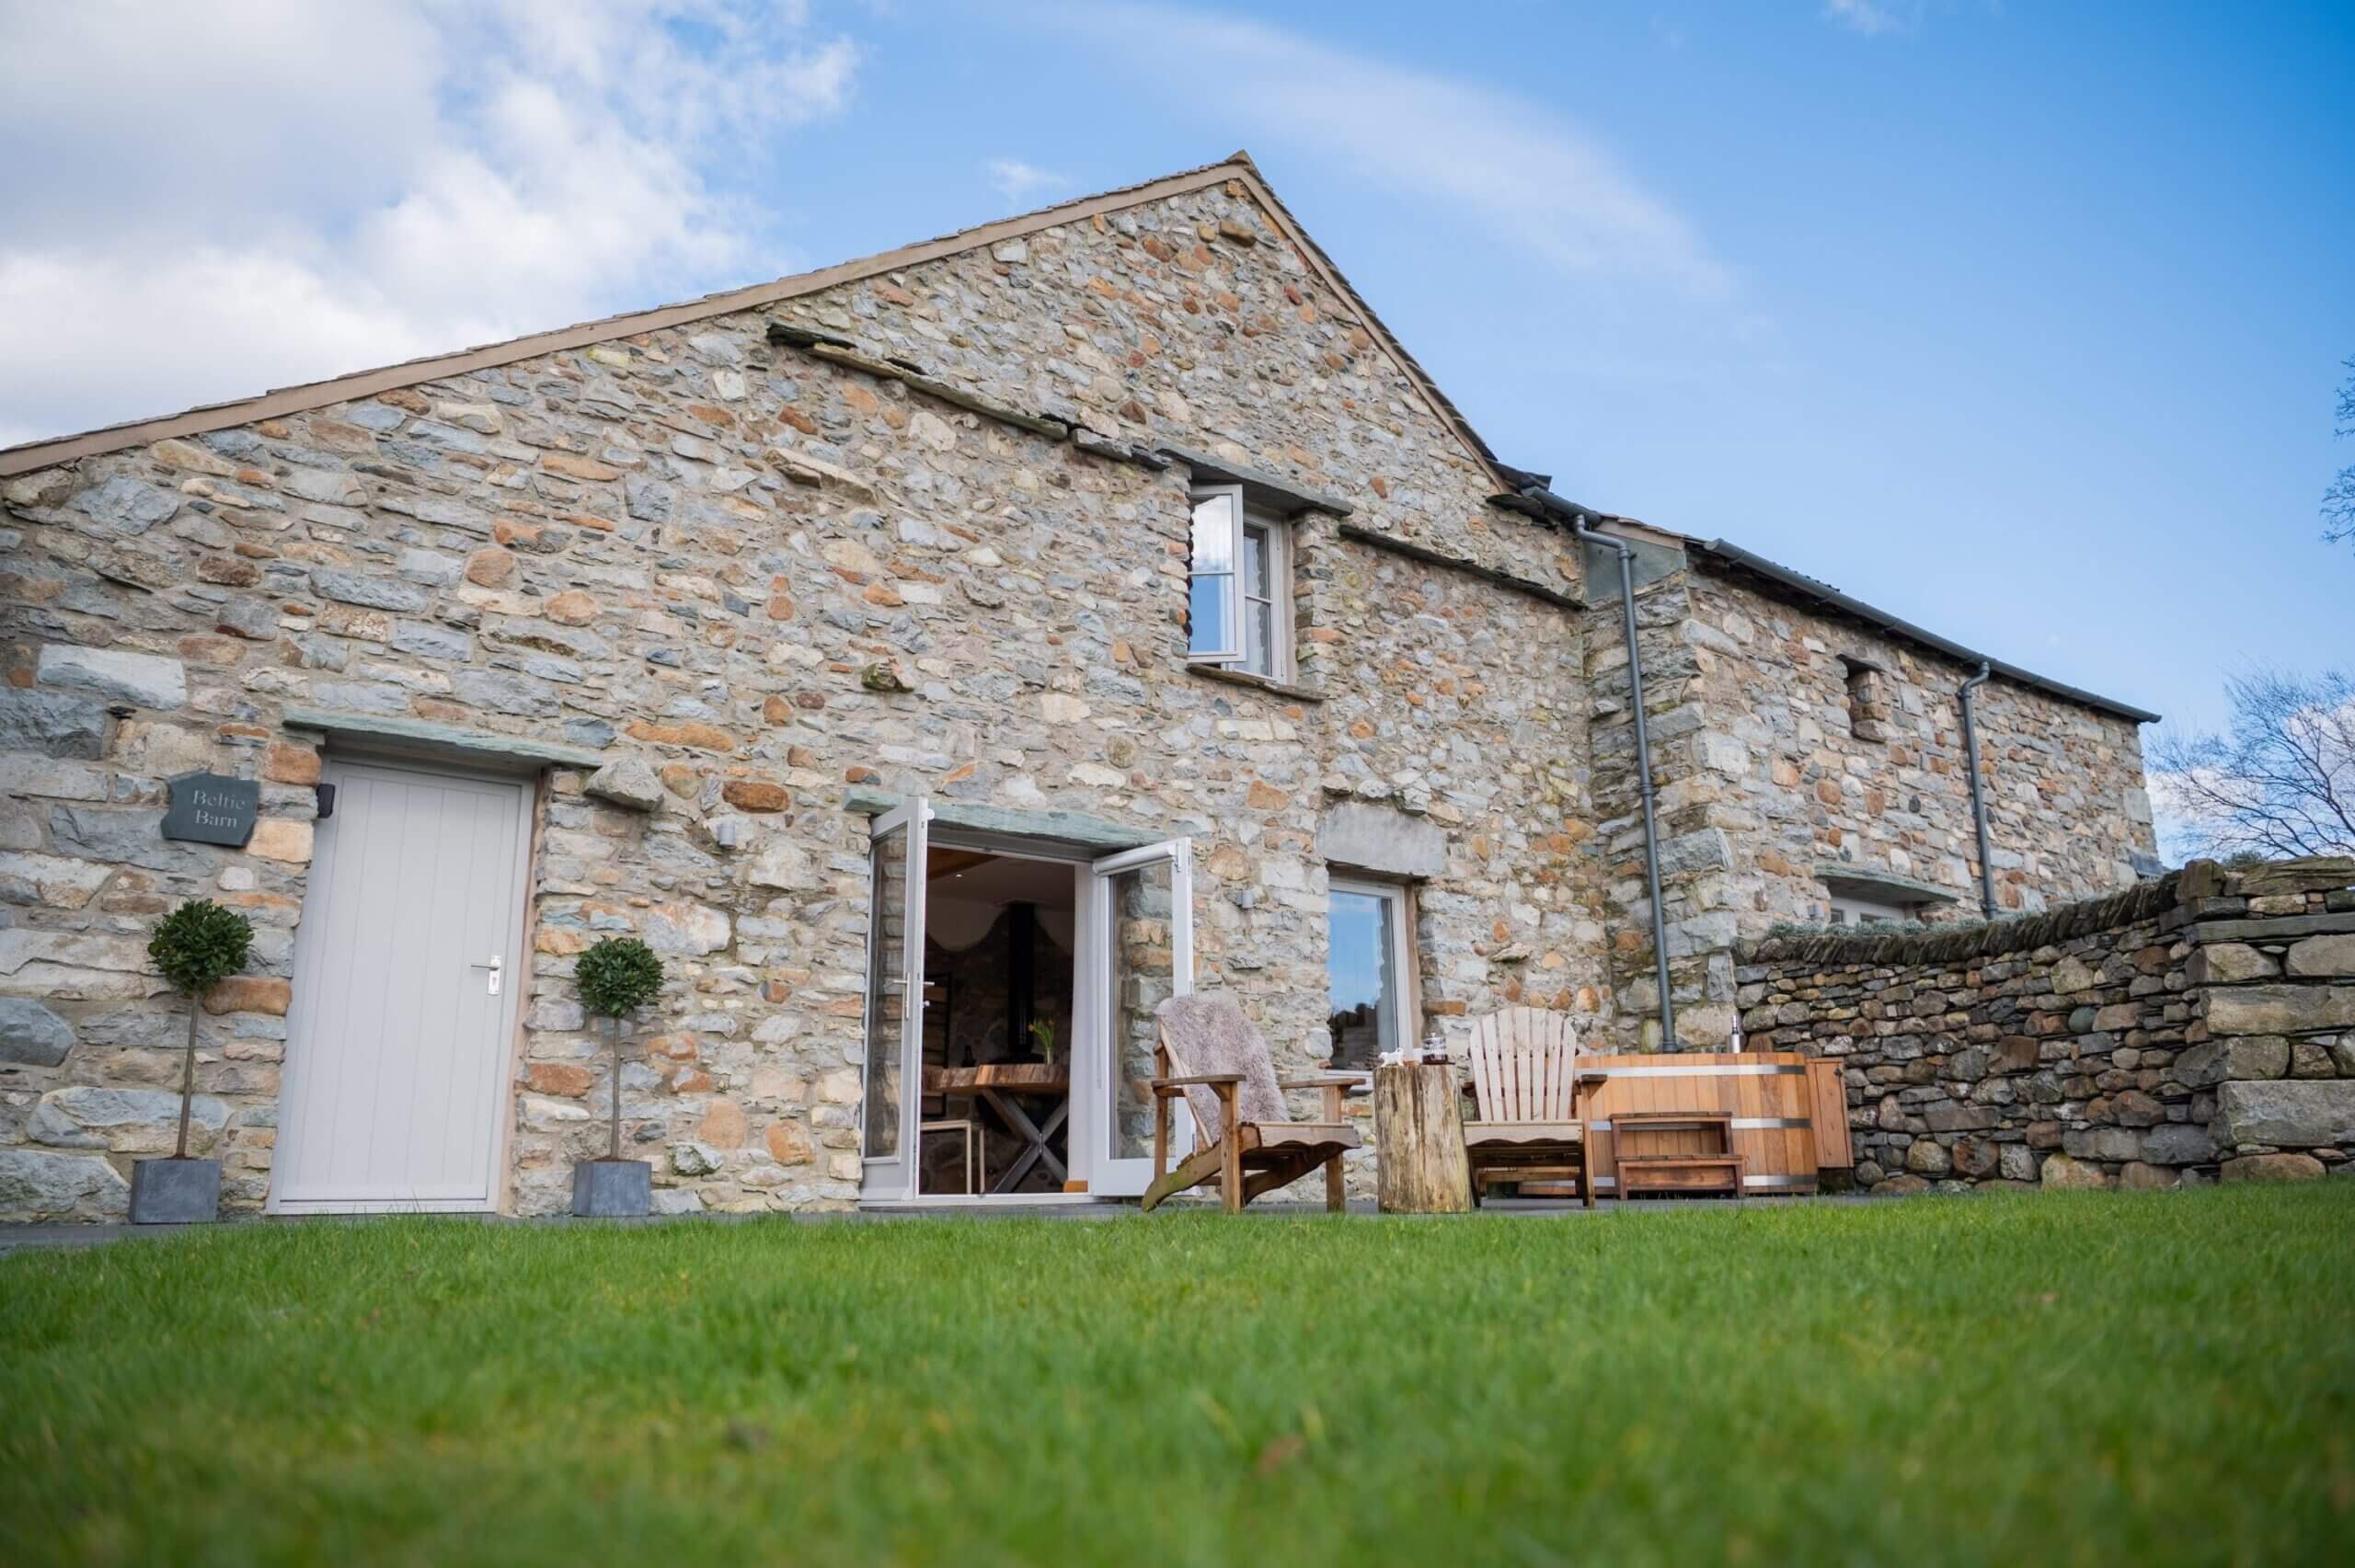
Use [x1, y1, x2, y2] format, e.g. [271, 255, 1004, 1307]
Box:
[130, 1158, 221, 1224]
[571, 1160, 652, 1218]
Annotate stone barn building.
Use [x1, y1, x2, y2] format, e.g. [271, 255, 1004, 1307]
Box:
[0, 155, 2161, 1220]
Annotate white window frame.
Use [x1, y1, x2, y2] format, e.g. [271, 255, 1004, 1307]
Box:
[858, 797, 932, 1204]
[1188, 485, 1293, 681]
[1326, 876, 1417, 1071]
[1077, 838, 1196, 1196]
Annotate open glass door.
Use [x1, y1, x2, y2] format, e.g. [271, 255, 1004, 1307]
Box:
[1080, 839, 1193, 1196]
[859, 800, 930, 1202]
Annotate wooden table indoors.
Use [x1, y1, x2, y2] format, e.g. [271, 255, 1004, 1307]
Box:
[925, 1063, 1071, 1195]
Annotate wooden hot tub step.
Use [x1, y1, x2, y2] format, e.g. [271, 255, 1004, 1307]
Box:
[1615, 1153, 1747, 1197]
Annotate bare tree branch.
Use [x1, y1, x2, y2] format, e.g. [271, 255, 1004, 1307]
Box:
[2328, 354, 2355, 546]
[2151, 668, 2355, 862]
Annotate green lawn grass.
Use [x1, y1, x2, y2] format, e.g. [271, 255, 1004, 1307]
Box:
[5, 1187, 2351, 1566]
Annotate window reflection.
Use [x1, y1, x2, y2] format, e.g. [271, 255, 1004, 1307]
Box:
[1327, 887, 1396, 1069]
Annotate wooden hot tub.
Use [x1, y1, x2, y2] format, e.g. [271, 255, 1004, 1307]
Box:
[1577, 1052, 1852, 1196]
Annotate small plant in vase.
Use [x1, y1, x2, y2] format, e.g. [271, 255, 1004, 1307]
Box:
[570, 935, 664, 1217]
[135, 898, 255, 1222]
[1027, 1019, 1059, 1066]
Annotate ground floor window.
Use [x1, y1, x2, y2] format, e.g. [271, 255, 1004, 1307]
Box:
[1825, 891, 1919, 926]
[1820, 867, 1954, 929]
[1327, 877, 1415, 1070]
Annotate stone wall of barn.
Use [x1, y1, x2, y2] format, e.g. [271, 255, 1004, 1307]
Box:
[1683, 567, 2155, 923]
[0, 174, 1607, 1220]
[1310, 529, 1604, 1026]
[1738, 857, 2355, 1191]
[1584, 554, 2156, 1052]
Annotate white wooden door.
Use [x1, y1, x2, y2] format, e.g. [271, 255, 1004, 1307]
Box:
[858, 800, 930, 1203]
[1078, 839, 1193, 1196]
[272, 758, 533, 1213]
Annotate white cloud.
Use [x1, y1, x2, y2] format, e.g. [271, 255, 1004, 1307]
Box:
[1821, 0, 1915, 36]
[0, 1, 859, 449]
[1063, 4, 1730, 299]
[984, 159, 1070, 205]
[0, 249, 451, 450]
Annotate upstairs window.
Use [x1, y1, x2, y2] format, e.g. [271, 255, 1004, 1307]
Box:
[1189, 486, 1292, 680]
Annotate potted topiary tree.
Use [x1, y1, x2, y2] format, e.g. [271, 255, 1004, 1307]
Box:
[135, 898, 254, 1223]
[571, 934, 664, 1218]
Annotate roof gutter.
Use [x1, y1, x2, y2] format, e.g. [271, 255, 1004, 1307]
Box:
[1508, 485, 1681, 1051]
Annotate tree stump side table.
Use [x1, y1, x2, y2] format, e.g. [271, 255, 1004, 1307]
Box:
[1373, 1060, 1473, 1213]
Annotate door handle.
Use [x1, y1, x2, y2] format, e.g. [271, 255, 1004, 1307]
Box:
[469, 954, 502, 996]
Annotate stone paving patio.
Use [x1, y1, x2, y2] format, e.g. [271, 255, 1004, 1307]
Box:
[0, 1191, 1879, 1255]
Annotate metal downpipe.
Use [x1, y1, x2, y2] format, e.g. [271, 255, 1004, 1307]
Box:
[1959, 661, 1998, 919]
[1563, 509, 1679, 1050]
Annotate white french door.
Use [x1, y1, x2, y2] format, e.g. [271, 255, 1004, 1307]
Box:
[1077, 839, 1194, 1196]
[858, 800, 930, 1202]
[855, 812, 1192, 1203]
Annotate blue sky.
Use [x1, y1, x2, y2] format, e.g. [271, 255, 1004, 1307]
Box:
[4, 1, 2347, 736]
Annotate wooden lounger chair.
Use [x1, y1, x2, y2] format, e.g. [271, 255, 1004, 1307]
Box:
[1141, 994, 1360, 1213]
[1461, 1006, 1596, 1207]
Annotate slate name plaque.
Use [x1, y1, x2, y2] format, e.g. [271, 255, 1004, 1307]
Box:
[163, 773, 259, 847]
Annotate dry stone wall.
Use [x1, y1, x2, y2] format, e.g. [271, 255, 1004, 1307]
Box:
[1739, 856, 2355, 1191]
[0, 174, 1603, 1220]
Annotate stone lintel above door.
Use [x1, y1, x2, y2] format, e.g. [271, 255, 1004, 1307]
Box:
[280, 706, 609, 772]
[1321, 803, 1446, 880]
[841, 789, 1164, 854]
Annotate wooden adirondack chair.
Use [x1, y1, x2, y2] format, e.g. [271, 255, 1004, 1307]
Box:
[1461, 1007, 1596, 1207]
[1142, 994, 1360, 1213]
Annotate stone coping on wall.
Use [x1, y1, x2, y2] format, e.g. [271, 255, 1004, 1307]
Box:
[1740, 875, 2187, 968]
